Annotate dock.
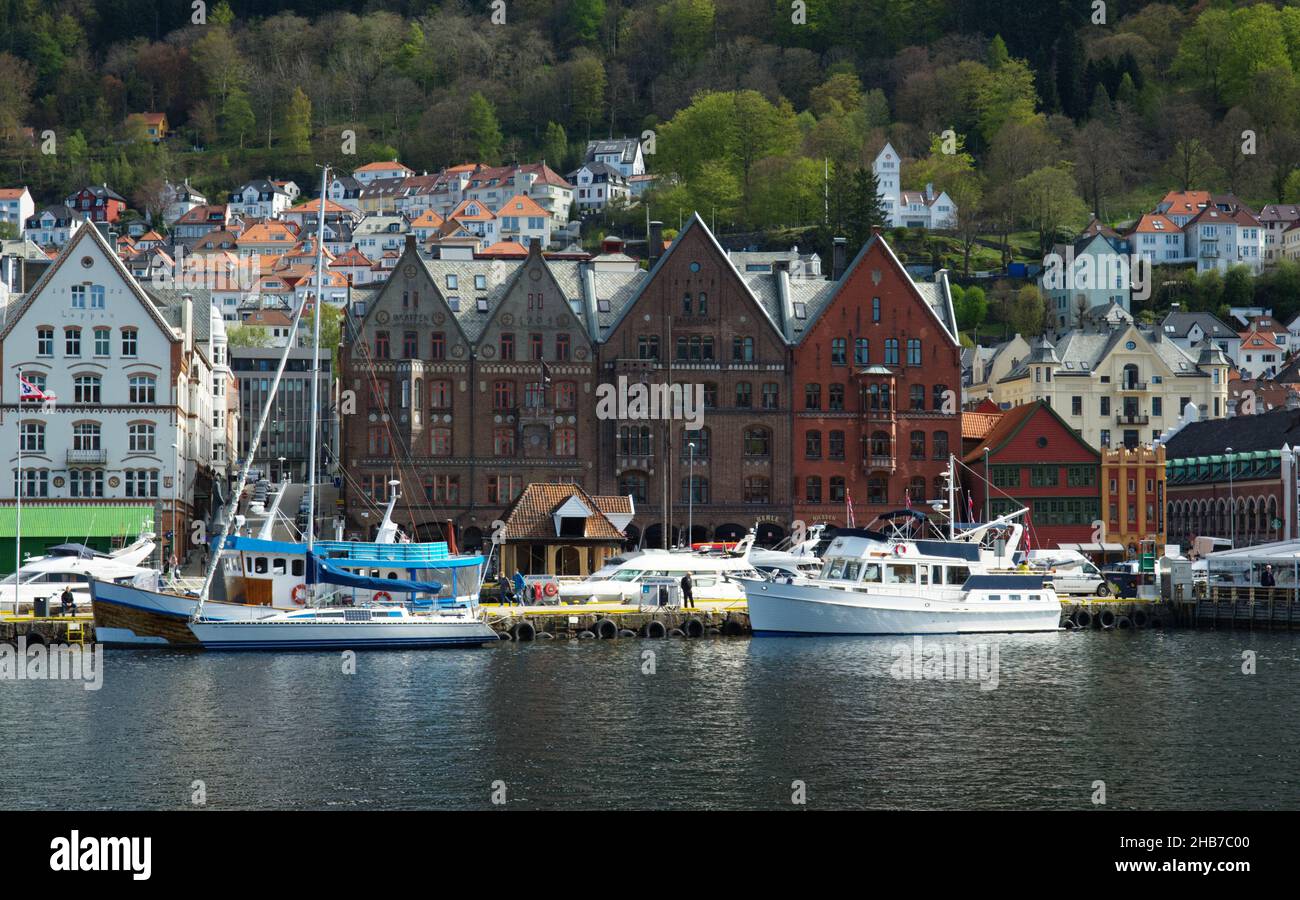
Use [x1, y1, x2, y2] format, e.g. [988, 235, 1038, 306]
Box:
[1172, 585, 1300, 631]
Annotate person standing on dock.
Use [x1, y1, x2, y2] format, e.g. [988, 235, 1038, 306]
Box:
[1261, 565, 1276, 588]
[681, 572, 694, 609]
[513, 570, 527, 607]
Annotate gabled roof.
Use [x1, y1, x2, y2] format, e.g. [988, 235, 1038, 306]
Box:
[497, 482, 629, 542]
[962, 400, 1098, 463]
[1160, 310, 1236, 340]
[354, 160, 414, 174]
[1160, 190, 1210, 217]
[497, 193, 548, 219]
[1128, 212, 1179, 235]
[1163, 406, 1300, 459]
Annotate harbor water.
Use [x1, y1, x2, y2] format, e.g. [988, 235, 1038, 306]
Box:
[2, 629, 1298, 810]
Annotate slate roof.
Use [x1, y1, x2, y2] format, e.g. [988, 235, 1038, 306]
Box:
[1160, 310, 1237, 340]
[1163, 406, 1300, 459]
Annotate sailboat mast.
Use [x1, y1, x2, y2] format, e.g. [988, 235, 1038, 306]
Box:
[947, 452, 955, 540]
[15, 395, 21, 611]
[306, 165, 329, 552]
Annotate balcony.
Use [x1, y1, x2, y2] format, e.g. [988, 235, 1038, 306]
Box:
[66, 448, 107, 465]
[617, 454, 654, 473]
[863, 455, 896, 473]
[1118, 381, 1148, 392]
[515, 404, 555, 425]
[1117, 414, 1149, 425]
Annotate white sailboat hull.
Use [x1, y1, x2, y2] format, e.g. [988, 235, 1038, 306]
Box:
[188, 617, 499, 650]
[90, 578, 284, 646]
[741, 579, 1062, 635]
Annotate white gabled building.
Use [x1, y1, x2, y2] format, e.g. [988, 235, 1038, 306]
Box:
[1184, 204, 1265, 274]
[229, 178, 295, 220]
[24, 205, 83, 249]
[0, 187, 35, 238]
[871, 142, 958, 229]
[0, 225, 223, 561]
[583, 138, 646, 178]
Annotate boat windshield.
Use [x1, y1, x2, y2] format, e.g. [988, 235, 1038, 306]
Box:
[610, 569, 643, 582]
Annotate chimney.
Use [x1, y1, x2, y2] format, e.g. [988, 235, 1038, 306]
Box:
[181, 291, 194, 355]
[648, 220, 663, 264]
[404, 233, 416, 254]
[1170, 302, 1180, 311]
[832, 237, 847, 280]
[870, 225, 882, 237]
[925, 182, 934, 202]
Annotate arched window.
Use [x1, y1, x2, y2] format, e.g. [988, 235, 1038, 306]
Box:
[910, 430, 926, 460]
[619, 471, 648, 502]
[681, 475, 709, 504]
[933, 430, 949, 459]
[805, 383, 821, 409]
[682, 427, 710, 459]
[869, 431, 891, 458]
[805, 429, 822, 459]
[74, 375, 102, 404]
[743, 427, 771, 458]
[430, 379, 452, 409]
[805, 476, 823, 503]
[829, 476, 846, 503]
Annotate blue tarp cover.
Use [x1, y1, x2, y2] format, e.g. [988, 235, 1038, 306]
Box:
[306, 551, 443, 594]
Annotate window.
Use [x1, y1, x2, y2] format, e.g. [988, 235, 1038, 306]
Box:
[374, 331, 390, 359]
[493, 380, 515, 410]
[933, 430, 949, 459]
[991, 466, 1020, 488]
[1067, 465, 1095, 487]
[805, 384, 821, 410]
[65, 328, 81, 357]
[744, 427, 771, 458]
[854, 338, 869, 365]
[932, 384, 949, 412]
[829, 384, 845, 411]
[910, 430, 926, 460]
[806, 476, 823, 503]
[524, 381, 546, 408]
[368, 427, 391, 456]
[697, 293, 708, 316]
[703, 383, 718, 408]
[71, 285, 86, 309]
[70, 469, 104, 498]
[15, 468, 49, 498]
[556, 333, 571, 361]
[829, 430, 845, 460]
[556, 427, 578, 456]
[425, 475, 460, 504]
[1152, 397, 1162, 417]
[910, 385, 925, 410]
[430, 332, 446, 359]
[19, 421, 43, 452]
[430, 428, 451, 456]
[74, 375, 101, 404]
[806, 430, 822, 459]
[638, 336, 659, 360]
[868, 431, 891, 459]
[619, 472, 648, 503]
[761, 382, 779, 410]
[429, 379, 452, 409]
[884, 339, 899, 365]
[743, 476, 771, 504]
[73, 422, 101, 450]
[1030, 465, 1059, 487]
[94, 327, 111, 356]
[500, 333, 515, 360]
[487, 475, 523, 504]
[493, 427, 515, 456]
[732, 336, 755, 362]
[681, 475, 710, 504]
[124, 469, 159, 498]
[872, 297, 880, 322]
[128, 422, 155, 453]
[37, 328, 53, 357]
[830, 476, 846, 503]
[403, 331, 418, 358]
[618, 425, 653, 457]
[530, 333, 544, 360]
[129, 375, 156, 404]
[1071, 395, 1082, 416]
[682, 293, 692, 316]
[735, 382, 752, 408]
[907, 339, 921, 366]
[555, 381, 576, 409]
[1100, 397, 1110, 416]
[831, 338, 846, 365]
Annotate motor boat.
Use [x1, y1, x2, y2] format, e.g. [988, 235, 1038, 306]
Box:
[556, 536, 764, 605]
[1, 533, 156, 614]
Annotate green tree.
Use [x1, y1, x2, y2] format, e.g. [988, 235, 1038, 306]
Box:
[841, 167, 887, 250]
[222, 87, 256, 149]
[466, 92, 503, 163]
[565, 0, 606, 46]
[542, 121, 568, 171]
[227, 324, 271, 348]
[282, 86, 312, 156]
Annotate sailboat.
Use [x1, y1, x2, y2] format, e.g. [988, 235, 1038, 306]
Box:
[91, 165, 498, 650]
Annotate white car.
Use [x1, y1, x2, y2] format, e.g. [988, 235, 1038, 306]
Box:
[1042, 561, 1109, 596]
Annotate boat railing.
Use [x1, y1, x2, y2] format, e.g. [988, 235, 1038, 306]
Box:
[312, 540, 481, 565]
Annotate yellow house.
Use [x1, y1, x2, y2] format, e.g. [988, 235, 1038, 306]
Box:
[125, 112, 168, 142]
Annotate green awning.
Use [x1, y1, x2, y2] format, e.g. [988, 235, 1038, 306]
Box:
[0, 504, 154, 539]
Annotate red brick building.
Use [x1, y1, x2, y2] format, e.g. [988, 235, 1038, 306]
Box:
[962, 400, 1101, 550]
[594, 214, 816, 546]
[792, 232, 961, 526]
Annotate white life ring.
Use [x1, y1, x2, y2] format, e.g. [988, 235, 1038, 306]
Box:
[374, 591, 393, 604]
[893, 544, 908, 556]
[291, 583, 309, 606]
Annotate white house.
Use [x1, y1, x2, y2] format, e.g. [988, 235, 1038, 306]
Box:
[0, 225, 221, 559]
[162, 180, 208, 225]
[1040, 230, 1134, 328]
[351, 160, 415, 185]
[1184, 204, 1264, 274]
[0, 187, 35, 238]
[352, 214, 410, 257]
[229, 178, 295, 219]
[583, 138, 646, 178]
[23, 205, 83, 248]
[567, 162, 631, 212]
[871, 142, 958, 229]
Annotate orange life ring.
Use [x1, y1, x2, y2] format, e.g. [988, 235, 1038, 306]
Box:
[374, 591, 393, 604]
[291, 583, 309, 605]
[543, 582, 559, 597]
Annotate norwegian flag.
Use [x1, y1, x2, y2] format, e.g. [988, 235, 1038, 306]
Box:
[19, 375, 50, 402]
[905, 489, 912, 512]
[845, 491, 855, 528]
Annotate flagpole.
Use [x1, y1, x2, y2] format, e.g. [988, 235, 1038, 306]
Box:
[15, 389, 21, 615]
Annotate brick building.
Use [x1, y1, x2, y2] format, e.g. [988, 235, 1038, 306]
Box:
[339, 235, 643, 546]
[962, 400, 1101, 550]
[792, 232, 961, 525]
[594, 214, 836, 547]
[1100, 446, 1166, 555]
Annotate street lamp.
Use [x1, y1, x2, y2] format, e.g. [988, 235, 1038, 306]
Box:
[687, 441, 696, 549]
[277, 456, 286, 483]
[1226, 446, 1235, 546]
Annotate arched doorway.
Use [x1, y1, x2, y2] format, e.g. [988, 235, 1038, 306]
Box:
[715, 523, 746, 541]
[460, 526, 483, 550]
[622, 524, 641, 549]
[756, 523, 786, 547]
[556, 546, 581, 576]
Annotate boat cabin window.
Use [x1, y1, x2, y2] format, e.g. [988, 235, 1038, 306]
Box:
[862, 563, 882, 583]
[1009, 594, 1021, 602]
[842, 561, 861, 582]
[694, 576, 717, 587]
[272, 558, 286, 575]
[1029, 594, 1041, 602]
[292, 559, 304, 577]
[254, 557, 268, 574]
[885, 564, 916, 584]
[918, 566, 929, 586]
[611, 569, 642, 582]
[948, 566, 970, 585]
[827, 559, 846, 579]
[988, 594, 1001, 601]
